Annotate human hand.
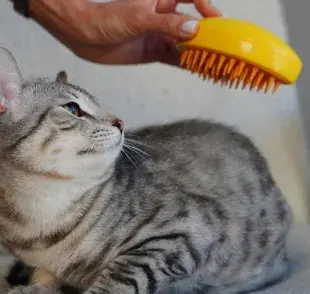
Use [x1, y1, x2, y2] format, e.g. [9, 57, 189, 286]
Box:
[28, 0, 221, 66]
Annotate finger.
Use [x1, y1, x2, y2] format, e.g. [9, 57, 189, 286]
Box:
[143, 12, 199, 40]
[156, 0, 178, 13]
[194, 1, 222, 17]
[176, 0, 222, 17]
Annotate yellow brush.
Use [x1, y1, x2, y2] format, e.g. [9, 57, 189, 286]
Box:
[177, 18, 303, 94]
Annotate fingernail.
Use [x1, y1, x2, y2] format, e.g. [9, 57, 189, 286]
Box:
[181, 20, 199, 36]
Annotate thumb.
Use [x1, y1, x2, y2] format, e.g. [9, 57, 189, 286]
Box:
[145, 13, 200, 40]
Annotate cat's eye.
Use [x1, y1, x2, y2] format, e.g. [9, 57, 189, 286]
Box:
[62, 102, 82, 117]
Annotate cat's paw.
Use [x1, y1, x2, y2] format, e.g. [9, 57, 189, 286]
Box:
[8, 285, 59, 294]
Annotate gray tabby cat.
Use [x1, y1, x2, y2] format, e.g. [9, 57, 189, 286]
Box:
[0, 47, 292, 294]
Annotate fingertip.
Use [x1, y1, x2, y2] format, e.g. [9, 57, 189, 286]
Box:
[181, 20, 199, 37]
[148, 13, 200, 40]
[194, 0, 222, 17]
[208, 4, 222, 17]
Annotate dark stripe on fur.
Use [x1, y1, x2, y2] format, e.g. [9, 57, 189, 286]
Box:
[77, 149, 101, 156]
[235, 218, 254, 272]
[119, 205, 163, 248]
[40, 128, 57, 151]
[122, 233, 200, 269]
[165, 251, 188, 276]
[187, 192, 229, 222]
[114, 261, 135, 276]
[62, 241, 115, 283]
[0, 188, 24, 223]
[6, 110, 50, 152]
[59, 123, 78, 131]
[67, 84, 97, 103]
[125, 260, 157, 293]
[108, 273, 139, 294]
[67, 91, 78, 99]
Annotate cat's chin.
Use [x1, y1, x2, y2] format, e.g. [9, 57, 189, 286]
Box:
[78, 136, 123, 156]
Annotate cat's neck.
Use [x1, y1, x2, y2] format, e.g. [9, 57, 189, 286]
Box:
[1, 161, 115, 233]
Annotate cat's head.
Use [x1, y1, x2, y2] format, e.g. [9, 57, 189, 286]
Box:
[0, 47, 124, 178]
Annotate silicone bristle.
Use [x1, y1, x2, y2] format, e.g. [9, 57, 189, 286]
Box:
[180, 50, 188, 67]
[207, 53, 217, 69]
[216, 56, 226, 75]
[236, 68, 248, 89]
[222, 62, 229, 77]
[198, 51, 208, 72]
[227, 59, 236, 74]
[185, 50, 194, 70]
[258, 79, 267, 92]
[191, 50, 201, 72]
[242, 67, 252, 89]
[236, 61, 246, 77]
[252, 72, 264, 89]
[273, 80, 281, 94]
[180, 48, 284, 94]
[265, 76, 275, 93]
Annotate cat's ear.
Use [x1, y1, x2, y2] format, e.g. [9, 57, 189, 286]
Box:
[56, 71, 68, 85]
[0, 47, 23, 116]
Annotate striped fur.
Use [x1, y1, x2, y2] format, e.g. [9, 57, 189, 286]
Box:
[0, 48, 292, 294]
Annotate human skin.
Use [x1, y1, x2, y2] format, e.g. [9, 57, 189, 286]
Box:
[28, 0, 221, 65]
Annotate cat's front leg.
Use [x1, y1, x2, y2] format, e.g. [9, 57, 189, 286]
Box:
[8, 268, 60, 294]
[0, 242, 18, 294]
[8, 284, 59, 294]
[84, 248, 196, 294]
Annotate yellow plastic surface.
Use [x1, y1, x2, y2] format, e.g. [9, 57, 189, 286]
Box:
[177, 18, 303, 84]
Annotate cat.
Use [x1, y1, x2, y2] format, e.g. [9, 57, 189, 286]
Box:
[5, 71, 80, 294]
[0, 46, 292, 294]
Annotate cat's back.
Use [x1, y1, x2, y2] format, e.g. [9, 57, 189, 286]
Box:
[129, 119, 263, 161]
[125, 119, 291, 225]
[122, 119, 292, 292]
[127, 119, 275, 186]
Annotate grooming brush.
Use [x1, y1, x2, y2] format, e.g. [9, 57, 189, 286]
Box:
[177, 18, 303, 94]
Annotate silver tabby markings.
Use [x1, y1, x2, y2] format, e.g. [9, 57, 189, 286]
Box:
[0, 47, 292, 294]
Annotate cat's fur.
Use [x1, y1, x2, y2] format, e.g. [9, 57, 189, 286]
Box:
[0, 47, 292, 294]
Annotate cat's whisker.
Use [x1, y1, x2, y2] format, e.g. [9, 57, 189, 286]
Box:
[123, 145, 149, 162]
[124, 133, 138, 138]
[85, 143, 95, 155]
[124, 137, 155, 150]
[116, 152, 126, 168]
[121, 148, 139, 171]
[123, 143, 151, 158]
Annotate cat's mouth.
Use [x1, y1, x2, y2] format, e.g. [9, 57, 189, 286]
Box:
[77, 137, 123, 156]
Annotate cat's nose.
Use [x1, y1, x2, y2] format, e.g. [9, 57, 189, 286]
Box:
[112, 118, 124, 134]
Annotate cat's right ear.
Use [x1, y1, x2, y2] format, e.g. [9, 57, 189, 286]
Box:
[0, 47, 23, 116]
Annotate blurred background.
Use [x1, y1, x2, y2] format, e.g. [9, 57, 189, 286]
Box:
[0, 0, 309, 223]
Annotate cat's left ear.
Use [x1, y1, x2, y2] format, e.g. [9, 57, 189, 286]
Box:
[0, 47, 23, 116]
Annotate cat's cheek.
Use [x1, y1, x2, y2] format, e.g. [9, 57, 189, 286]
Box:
[57, 133, 89, 153]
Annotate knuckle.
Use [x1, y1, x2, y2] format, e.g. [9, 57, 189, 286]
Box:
[161, 16, 173, 32]
[128, 7, 149, 32]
